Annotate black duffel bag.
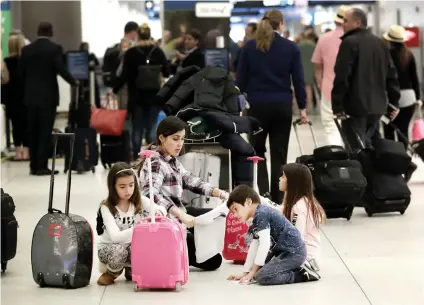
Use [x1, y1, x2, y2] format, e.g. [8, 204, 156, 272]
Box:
[313, 145, 348, 162]
[373, 138, 411, 175]
[313, 159, 367, 204]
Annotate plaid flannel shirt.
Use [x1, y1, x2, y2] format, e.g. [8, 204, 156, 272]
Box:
[140, 150, 213, 212]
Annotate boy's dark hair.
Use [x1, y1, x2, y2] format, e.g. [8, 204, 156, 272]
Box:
[227, 185, 261, 209]
[124, 21, 139, 34]
[37, 22, 53, 37]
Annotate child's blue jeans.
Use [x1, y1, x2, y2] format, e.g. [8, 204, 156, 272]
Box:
[255, 247, 307, 285]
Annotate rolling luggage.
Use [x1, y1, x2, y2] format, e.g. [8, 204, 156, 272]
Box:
[65, 85, 98, 174]
[100, 131, 131, 168]
[222, 156, 263, 264]
[178, 151, 221, 208]
[293, 119, 366, 220]
[132, 150, 188, 292]
[1, 188, 18, 273]
[335, 119, 411, 217]
[64, 127, 98, 173]
[31, 133, 93, 288]
[373, 137, 411, 175]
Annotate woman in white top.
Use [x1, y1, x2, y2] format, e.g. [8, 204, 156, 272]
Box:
[96, 162, 165, 286]
[280, 163, 326, 271]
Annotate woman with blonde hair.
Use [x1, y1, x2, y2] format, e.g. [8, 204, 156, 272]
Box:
[1, 34, 29, 160]
[236, 9, 308, 204]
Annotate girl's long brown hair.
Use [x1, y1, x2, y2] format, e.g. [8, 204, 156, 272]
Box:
[103, 162, 142, 216]
[256, 9, 283, 52]
[281, 163, 326, 228]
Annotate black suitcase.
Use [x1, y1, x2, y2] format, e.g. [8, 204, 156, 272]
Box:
[100, 131, 131, 168]
[1, 188, 18, 272]
[64, 127, 98, 173]
[31, 133, 93, 288]
[293, 119, 364, 220]
[335, 119, 411, 217]
[373, 137, 411, 175]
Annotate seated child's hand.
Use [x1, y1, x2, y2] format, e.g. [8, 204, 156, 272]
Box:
[227, 273, 248, 281]
[240, 272, 255, 284]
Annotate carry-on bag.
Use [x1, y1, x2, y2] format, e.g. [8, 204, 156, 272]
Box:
[1, 188, 18, 273]
[64, 126, 98, 174]
[65, 85, 98, 174]
[31, 133, 93, 288]
[381, 115, 424, 162]
[178, 151, 221, 208]
[412, 106, 424, 141]
[100, 130, 131, 168]
[131, 150, 188, 292]
[222, 156, 263, 264]
[335, 118, 411, 217]
[90, 93, 127, 136]
[293, 119, 366, 220]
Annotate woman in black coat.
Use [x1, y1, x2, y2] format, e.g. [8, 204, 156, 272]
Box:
[113, 23, 170, 159]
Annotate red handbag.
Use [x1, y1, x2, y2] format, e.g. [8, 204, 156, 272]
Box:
[90, 94, 127, 136]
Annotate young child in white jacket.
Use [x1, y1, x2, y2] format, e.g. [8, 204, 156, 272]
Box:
[280, 163, 326, 272]
[96, 162, 165, 286]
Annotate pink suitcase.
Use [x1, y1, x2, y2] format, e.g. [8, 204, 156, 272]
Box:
[412, 107, 424, 141]
[131, 150, 189, 291]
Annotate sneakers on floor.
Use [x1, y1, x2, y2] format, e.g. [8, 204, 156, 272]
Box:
[124, 267, 132, 281]
[300, 262, 321, 282]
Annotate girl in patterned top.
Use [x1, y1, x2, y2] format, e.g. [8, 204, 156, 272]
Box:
[135, 116, 229, 271]
[96, 162, 165, 286]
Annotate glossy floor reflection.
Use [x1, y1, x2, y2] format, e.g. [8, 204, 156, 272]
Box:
[1, 116, 423, 305]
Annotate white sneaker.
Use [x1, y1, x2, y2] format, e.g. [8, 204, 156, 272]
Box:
[300, 262, 321, 282]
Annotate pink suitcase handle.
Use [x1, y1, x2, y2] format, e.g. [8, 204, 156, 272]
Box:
[247, 156, 264, 193]
[139, 150, 158, 158]
[139, 150, 159, 223]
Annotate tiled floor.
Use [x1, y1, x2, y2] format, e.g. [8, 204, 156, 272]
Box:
[1, 116, 423, 305]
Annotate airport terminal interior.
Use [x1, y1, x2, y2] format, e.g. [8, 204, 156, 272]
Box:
[1, 1, 424, 305]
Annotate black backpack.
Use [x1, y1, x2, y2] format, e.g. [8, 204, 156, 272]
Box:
[1, 188, 15, 219]
[102, 44, 121, 87]
[135, 46, 162, 91]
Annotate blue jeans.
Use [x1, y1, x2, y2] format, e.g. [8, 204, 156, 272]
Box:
[131, 105, 159, 158]
[255, 247, 306, 285]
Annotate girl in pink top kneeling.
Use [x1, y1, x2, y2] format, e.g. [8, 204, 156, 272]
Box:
[279, 163, 326, 272]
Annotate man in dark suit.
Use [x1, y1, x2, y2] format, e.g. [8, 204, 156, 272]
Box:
[20, 22, 78, 175]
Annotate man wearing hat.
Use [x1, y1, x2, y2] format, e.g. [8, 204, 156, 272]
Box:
[311, 5, 349, 146]
[332, 8, 401, 150]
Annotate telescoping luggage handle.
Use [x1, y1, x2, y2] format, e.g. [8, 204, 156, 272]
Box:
[292, 119, 318, 155]
[48, 133, 75, 215]
[139, 150, 159, 224]
[247, 156, 264, 193]
[333, 117, 366, 153]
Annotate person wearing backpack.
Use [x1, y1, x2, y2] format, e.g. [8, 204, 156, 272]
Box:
[102, 21, 139, 88]
[112, 23, 170, 159]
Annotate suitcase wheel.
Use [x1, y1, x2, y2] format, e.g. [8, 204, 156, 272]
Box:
[37, 272, 46, 287]
[134, 283, 139, 292]
[365, 208, 373, 217]
[399, 209, 406, 215]
[175, 281, 182, 292]
[63, 274, 71, 289]
[91, 167, 96, 173]
[1, 261, 7, 273]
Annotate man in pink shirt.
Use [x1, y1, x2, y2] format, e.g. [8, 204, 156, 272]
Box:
[311, 6, 349, 146]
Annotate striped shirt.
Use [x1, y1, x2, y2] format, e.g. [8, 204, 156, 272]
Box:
[140, 148, 213, 213]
